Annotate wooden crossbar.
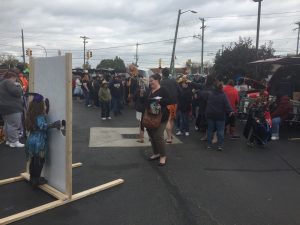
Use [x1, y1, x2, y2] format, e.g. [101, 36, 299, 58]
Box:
[0, 179, 124, 225]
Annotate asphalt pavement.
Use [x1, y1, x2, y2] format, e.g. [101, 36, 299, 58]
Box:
[1, 101, 300, 225]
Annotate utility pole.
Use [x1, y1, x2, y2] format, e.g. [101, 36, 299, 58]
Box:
[253, 0, 263, 59]
[21, 29, 25, 64]
[80, 36, 90, 69]
[135, 43, 139, 66]
[170, 9, 182, 77]
[295, 22, 300, 55]
[200, 18, 205, 74]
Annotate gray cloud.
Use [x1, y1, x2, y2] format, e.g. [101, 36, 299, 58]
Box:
[0, 0, 299, 68]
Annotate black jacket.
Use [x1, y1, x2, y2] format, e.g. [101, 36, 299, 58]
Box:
[205, 90, 233, 120]
[160, 77, 179, 104]
[109, 79, 123, 98]
[178, 87, 193, 112]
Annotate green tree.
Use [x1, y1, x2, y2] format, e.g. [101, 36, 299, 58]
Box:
[96, 56, 126, 73]
[0, 54, 19, 69]
[213, 37, 275, 81]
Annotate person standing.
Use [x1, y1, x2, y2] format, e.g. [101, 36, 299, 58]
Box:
[81, 72, 91, 107]
[160, 68, 178, 143]
[109, 75, 123, 116]
[0, 71, 24, 147]
[205, 81, 233, 151]
[98, 80, 112, 120]
[145, 74, 171, 166]
[176, 77, 193, 136]
[134, 84, 147, 143]
[223, 79, 240, 138]
[270, 95, 292, 140]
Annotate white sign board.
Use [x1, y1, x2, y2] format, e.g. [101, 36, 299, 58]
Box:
[30, 54, 72, 196]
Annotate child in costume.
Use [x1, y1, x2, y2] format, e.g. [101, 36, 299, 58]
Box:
[25, 93, 61, 187]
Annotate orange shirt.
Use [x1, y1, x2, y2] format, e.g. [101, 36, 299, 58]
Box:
[223, 85, 239, 112]
[19, 74, 28, 92]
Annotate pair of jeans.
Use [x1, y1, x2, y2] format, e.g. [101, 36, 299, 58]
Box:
[101, 101, 110, 118]
[207, 119, 225, 146]
[111, 97, 122, 114]
[83, 91, 90, 106]
[271, 117, 281, 137]
[179, 111, 189, 132]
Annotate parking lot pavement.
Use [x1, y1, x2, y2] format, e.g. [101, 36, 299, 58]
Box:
[1, 101, 300, 225]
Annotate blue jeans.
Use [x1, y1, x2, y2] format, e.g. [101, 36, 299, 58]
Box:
[111, 97, 122, 113]
[83, 91, 90, 106]
[271, 117, 281, 137]
[207, 119, 225, 146]
[179, 111, 189, 132]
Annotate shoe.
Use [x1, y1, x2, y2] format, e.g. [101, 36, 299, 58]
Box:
[148, 155, 160, 161]
[38, 177, 48, 185]
[107, 117, 112, 120]
[165, 140, 172, 144]
[271, 136, 279, 141]
[207, 145, 213, 150]
[185, 132, 190, 136]
[200, 136, 207, 141]
[195, 126, 199, 131]
[136, 139, 144, 143]
[176, 131, 182, 136]
[217, 146, 223, 151]
[230, 135, 240, 139]
[5, 141, 11, 145]
[101, 117, 106, 120]
[9, 141, 25, 148]
[247, 142, 254, 148]
[158, 158, 167, 166]
[87, 104, 92, 107]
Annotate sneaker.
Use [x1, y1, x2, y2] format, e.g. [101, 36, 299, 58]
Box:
[101, 117, 106, 120]
[185, 132, 190, 136]
[247, 142, 254, 148]
[9, 141, 25, 148]
[217, 146, 223, 151]
[87, 104, 92, 107]
[207, 145, 212, 150]
[230, 135, 240, 139]
[5, 141, 11, 145]
[194, 126, 199, 131]
[176, 131, 182, 136]
[107, 117, 112, 120]
[271, 136, 279, 141]
[200, 136, 207, 141]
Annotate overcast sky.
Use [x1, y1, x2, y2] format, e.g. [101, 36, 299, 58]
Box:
[1, 0, 300, 69]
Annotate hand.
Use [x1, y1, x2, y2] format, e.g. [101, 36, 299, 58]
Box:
[52, 120, 61, 130]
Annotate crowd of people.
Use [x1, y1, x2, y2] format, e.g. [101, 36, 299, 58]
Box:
[70, 65, 292, 166]
[0, 64, 294, 170]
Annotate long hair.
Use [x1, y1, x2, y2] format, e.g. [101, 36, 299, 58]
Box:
[25, 101, 45, 132]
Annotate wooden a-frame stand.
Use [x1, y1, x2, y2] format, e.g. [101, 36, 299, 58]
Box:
[0, 54, 124, 224]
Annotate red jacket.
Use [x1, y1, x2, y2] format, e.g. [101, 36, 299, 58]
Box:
[223, 85, 239, 112]
[271, 96, 293, 121]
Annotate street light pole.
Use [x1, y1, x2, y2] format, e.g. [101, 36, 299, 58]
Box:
[170, 9, 197, 77]
[253, 0, 263, 59]
[200, 18, 205, 74]
[36, 44, 47, 57]
[295, 22, 300, 55]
